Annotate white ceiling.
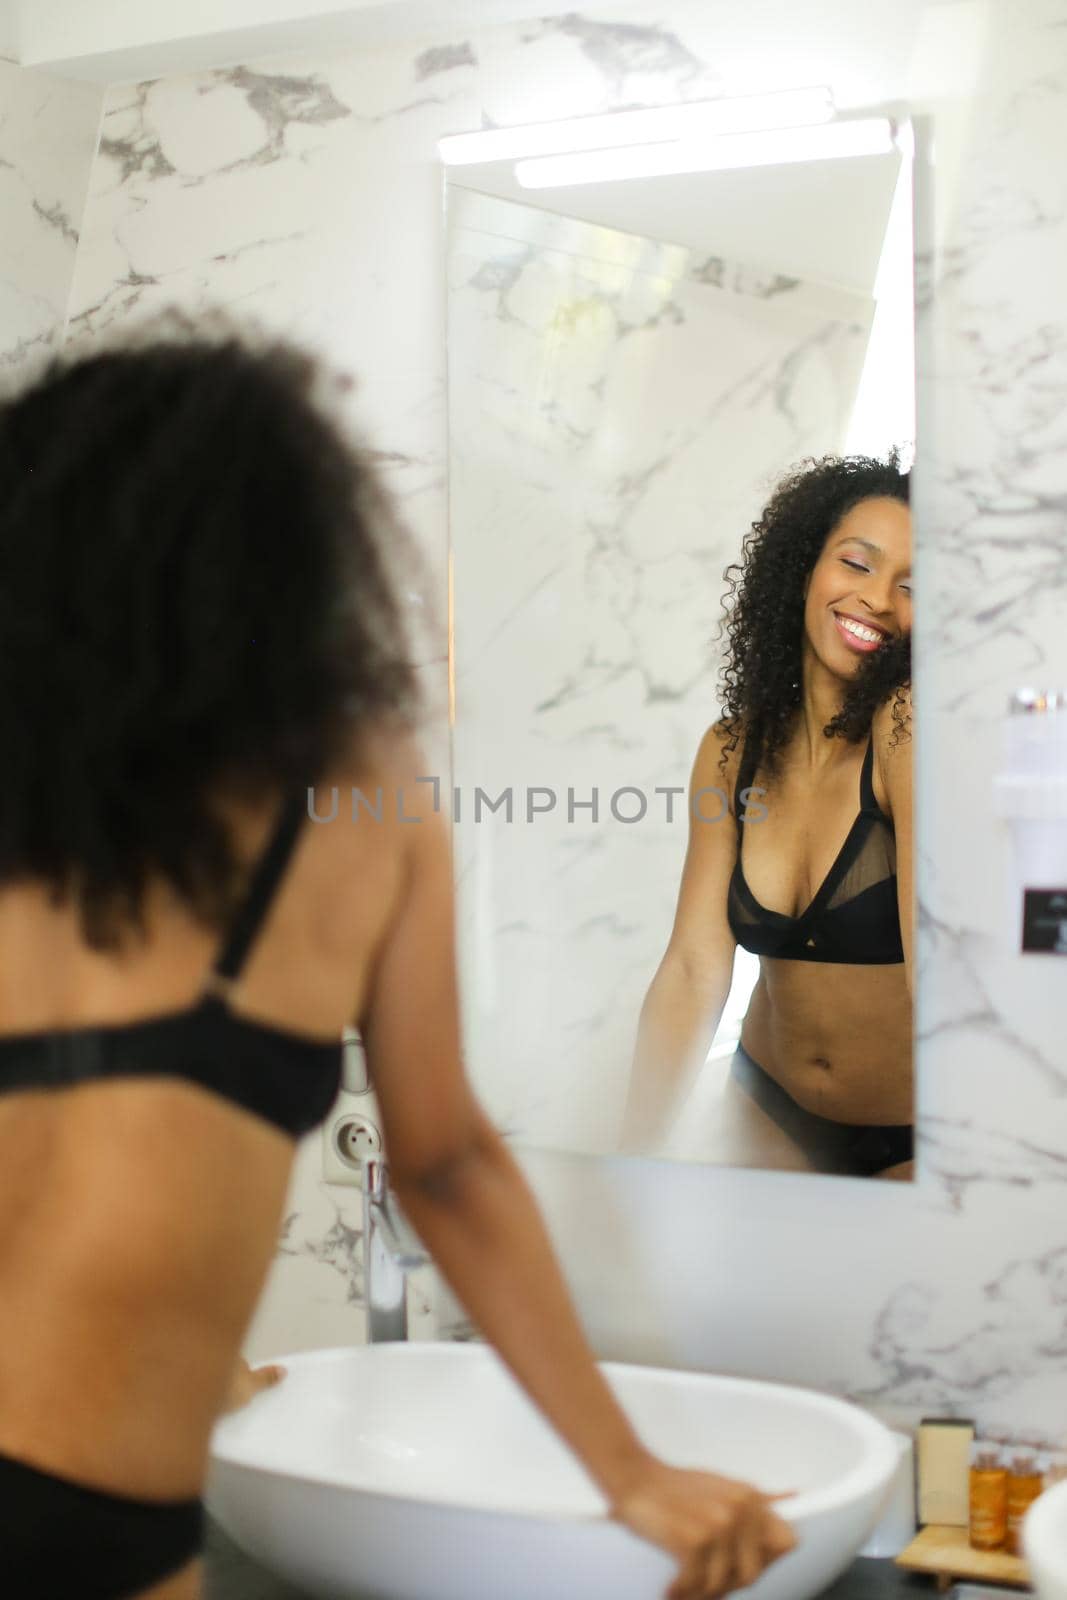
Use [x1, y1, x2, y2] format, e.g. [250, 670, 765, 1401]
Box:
[9, 0, 579, 83]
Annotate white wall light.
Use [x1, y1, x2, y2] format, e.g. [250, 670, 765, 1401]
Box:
[437, 86, 834, 167]
[515, 117, 897, 190]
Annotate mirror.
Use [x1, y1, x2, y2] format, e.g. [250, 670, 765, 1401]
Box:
[445, 102, 917, 1179]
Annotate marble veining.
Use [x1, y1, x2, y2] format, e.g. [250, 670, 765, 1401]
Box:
[31, 196, 79, 245]
[691, 257, 802, 298]
[0, 60, 101, 380]
[218, 65, 352, 157]
[279, 1207, 364, 1304]
[415, 41, 478, 81]
[96, 83, 176, 186]
[854, 1236, 1067, 1423]
[519, 12, 714, 99]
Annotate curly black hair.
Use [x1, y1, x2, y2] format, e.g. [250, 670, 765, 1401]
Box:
[0, 310, 423, 951]
[715, 452, 912, 784]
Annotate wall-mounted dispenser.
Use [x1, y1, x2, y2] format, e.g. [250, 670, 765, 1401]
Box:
[341, 1025, 370, 1094]
[993, 689, 1067, 954]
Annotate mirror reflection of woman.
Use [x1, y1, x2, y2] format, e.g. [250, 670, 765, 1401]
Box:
[622, 456, 913, 1179]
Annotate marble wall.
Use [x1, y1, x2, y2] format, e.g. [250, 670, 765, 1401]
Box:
[447, 187, 875, 1154]
[0, 59, 101, 377]
[4, 0, 1067, 1442]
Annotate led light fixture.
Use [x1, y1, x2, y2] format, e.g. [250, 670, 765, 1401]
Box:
[437, 86, 835, 168]
[515, 117, 897, 189]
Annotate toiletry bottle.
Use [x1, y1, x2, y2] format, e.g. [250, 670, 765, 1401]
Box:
[1006, 1447, 1043, 1555]
[969, 1441, 1007, 1551]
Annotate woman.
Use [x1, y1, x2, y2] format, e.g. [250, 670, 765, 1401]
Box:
[622, 456, 913, 1179]
[0, 316, 794, 1600]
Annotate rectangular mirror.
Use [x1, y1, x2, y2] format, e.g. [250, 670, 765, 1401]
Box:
[446, 100, 917, 1179]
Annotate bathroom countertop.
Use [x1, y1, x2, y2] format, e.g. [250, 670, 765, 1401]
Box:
[203, 1516, 943, 1600]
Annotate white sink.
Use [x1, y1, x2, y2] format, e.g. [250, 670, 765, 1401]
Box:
[206, 1342, 898, 1600]
[1025, 1477, 1067, 1600]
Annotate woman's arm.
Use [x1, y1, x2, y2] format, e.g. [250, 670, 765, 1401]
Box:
[875, 688, 914, 1002]
[874, 689, 915, 1182]
[620, 723, 740, 1153]
[358, 747, 794, 1599]
[360, 768, 651, 1499]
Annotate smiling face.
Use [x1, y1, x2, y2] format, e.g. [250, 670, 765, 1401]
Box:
[802, 496, 912, 678]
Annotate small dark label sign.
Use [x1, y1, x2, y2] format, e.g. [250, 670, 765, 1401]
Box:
[1022, 888, 1067, 952]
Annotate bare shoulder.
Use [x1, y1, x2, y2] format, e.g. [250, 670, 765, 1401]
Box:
[313, 727, 441, 824]
[322, 723, 428, 791]
[304, 726, 437, 926]
[695, 716, 743, 790]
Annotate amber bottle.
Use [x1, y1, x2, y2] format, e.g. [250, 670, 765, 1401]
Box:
[1006, 1447, 1043, 1556]
[969, 1442, 1008, 1551]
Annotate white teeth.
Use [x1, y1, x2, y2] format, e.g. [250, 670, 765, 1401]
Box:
[837, 615, 883, 643]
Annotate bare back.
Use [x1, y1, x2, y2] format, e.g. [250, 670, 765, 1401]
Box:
[0, 744, 409, 1499]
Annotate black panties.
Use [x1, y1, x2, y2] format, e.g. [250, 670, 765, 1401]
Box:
[0, 1446, 204, 1600]
[731, 1043, 913, 1178]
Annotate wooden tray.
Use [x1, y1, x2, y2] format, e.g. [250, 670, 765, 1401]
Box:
[894, 1524, 1032, 1591]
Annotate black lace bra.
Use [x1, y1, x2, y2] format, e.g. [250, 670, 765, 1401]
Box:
[726, 732, 905, 965]
[0, 789, 344, 1137]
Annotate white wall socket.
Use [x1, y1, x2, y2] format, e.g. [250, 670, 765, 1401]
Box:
[322, 1093, 383, 1186]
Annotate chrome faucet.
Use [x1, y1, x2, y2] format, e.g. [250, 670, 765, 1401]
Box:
[361, 1158, 432, 1342]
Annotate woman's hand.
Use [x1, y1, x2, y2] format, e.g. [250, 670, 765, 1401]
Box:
[609, 1456, 797, 1600]
[219, 1355, 287, 1415]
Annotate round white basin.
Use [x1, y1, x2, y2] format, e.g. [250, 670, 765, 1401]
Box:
[1025, 1476, 1067, 1600]
[206, 1342, 898, 1600]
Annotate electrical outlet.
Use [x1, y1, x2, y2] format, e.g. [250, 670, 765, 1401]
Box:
[322, 1110, 382, 1186]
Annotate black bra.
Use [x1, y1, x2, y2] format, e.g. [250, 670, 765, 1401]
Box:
[726, 732, 905, 965]
[0, 791, 343, 1137]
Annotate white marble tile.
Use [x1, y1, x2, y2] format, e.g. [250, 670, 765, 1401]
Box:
[0, 61, 101, 376]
